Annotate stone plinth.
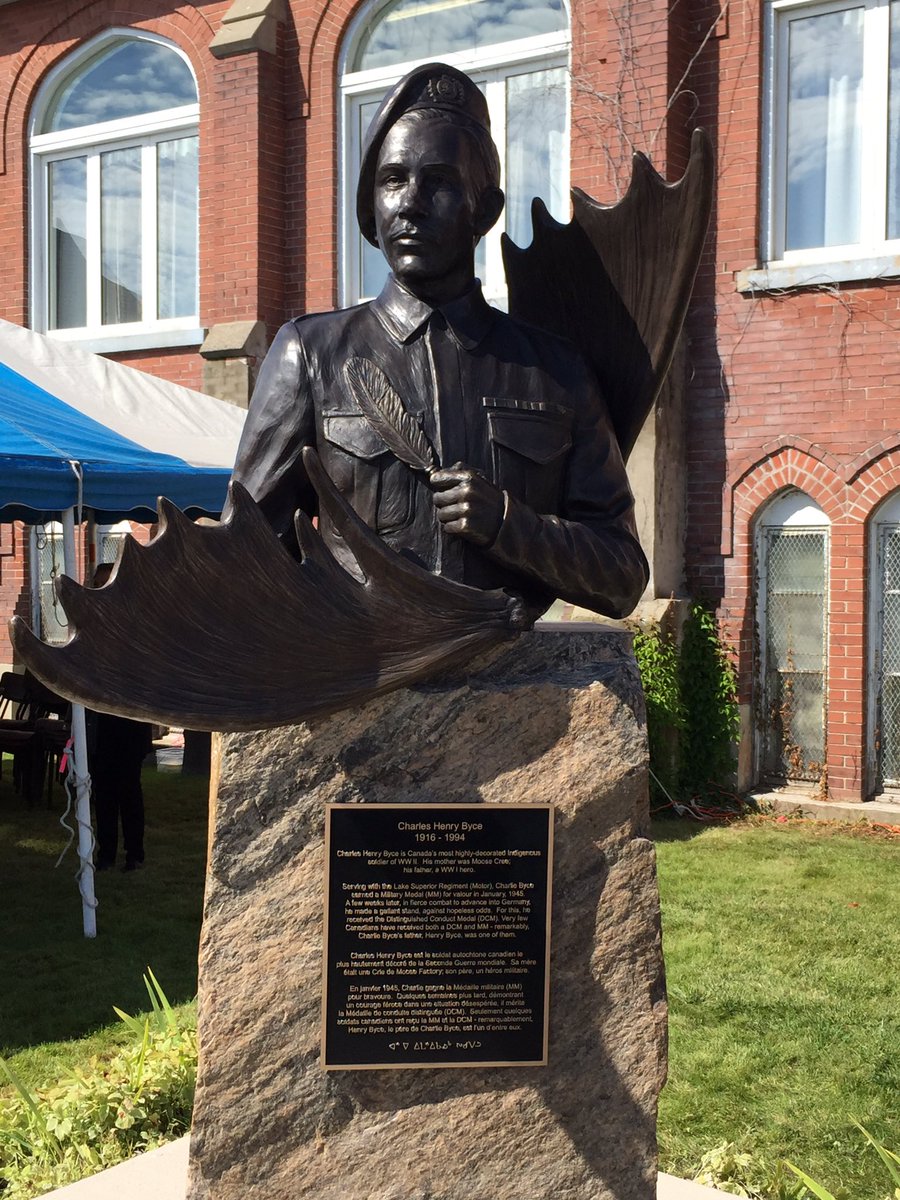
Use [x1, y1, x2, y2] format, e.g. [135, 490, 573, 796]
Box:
[188, 629, 666, 1200]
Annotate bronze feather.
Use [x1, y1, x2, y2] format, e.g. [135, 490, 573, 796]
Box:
[344, 357, 437, 473]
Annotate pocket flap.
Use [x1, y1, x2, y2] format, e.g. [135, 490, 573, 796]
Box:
[487, 411, 572, 465]
[322, 415, 388, 460]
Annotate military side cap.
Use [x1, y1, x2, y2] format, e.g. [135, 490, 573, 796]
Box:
[356, 62, 493, 247]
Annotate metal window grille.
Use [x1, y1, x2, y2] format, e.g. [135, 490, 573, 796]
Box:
[34, 524, 68, 645]
[761, 528, 827, 782]
[98, 529, 126, 566]
[876, 524, 900, 787]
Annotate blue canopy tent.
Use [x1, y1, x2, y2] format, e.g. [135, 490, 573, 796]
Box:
[0, 318, 245, 935]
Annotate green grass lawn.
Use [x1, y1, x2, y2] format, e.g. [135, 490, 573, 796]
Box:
[655, 815, 900, 1196]
[2, 769, 897, 1197]
[0, 764, 208, 1084]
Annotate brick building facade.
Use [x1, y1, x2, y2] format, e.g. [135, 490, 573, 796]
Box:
[1, 0, 897, 805]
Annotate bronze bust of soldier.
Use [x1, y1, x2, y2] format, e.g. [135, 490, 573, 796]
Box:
[231, 63, 646, 624]
[12, 64, 713, 731]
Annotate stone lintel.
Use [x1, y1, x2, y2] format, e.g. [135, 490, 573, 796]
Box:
[199, 320, 268, 361]
[221, 0, 285, 23]
[209, 0, 282, 58]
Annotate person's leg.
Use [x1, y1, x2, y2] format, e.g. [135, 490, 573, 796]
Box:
[119, 736, 146, 869]
[92, 771, 118, 868]
[120, 768, 144, 869]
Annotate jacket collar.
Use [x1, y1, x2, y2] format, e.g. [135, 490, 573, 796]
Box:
[371, 274, 496, 350]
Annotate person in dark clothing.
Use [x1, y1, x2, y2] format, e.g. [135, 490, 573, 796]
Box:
[89, 562, 153, 871]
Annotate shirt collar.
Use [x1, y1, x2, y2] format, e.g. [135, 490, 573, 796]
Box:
[371, 274, 496, 350]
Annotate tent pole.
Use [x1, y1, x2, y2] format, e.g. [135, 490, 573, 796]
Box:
[62, 507, 97, 938]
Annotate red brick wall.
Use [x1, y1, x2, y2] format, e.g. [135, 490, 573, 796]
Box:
[682, 0, 900, 801]
[0, 524, 32, 668]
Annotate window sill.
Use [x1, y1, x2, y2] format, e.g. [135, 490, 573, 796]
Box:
[736, 255, 900, 294]
[43, 326, 206, 355]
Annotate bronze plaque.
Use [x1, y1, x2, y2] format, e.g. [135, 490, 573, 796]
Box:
[322, 803, 553, 1070]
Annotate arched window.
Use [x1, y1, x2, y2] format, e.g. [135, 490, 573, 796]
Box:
[868, 492, 900, 793]
[755, 490, 830, 785]
[30, 31, 200, 351]
[340, 0, 570, 307]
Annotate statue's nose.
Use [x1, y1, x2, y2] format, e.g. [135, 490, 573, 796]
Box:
[399, 177, 427, 216]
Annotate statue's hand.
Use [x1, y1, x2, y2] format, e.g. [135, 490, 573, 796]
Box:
[429, 463, 504, 547]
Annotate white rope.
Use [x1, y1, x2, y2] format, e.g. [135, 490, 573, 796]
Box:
[649, 767, 692, 817]
[55, 736, 98, 911]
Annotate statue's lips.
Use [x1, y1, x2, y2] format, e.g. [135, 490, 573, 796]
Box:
[388, 230, 434, 250]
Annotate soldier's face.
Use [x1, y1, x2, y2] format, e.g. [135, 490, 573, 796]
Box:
[374, 116, 483, 302]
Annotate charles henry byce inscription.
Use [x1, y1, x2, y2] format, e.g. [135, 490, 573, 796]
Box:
[323, 804, 553, 1069]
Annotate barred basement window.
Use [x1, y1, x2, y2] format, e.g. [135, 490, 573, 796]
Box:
[30, 524, 68, 646]
[96, 521, 131, 570]
[869, 493, 900, 792]
[756, 491, 829, 784]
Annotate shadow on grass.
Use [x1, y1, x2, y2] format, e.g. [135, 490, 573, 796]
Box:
[0, 766, 209, 1055]
[650, 812, 722, 843]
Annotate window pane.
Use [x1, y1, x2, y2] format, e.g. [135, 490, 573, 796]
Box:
[46, 40, 197, 131]
[505, 67, 567, 246]
[355, 0, 566, 71]
[785, 7, 864, 251]
[48, 157, 87, 330]
[158, 137, 198, 319]
[889, 2, 900, 239]
[101, 147, 142, 325]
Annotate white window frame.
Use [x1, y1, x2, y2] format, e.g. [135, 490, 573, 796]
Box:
[751, 0, 900, 289]
[338, 2, 570, 308]
[29, 29, 203, 353]
[866, 491, 900, 796]
[754, 490, 831, 784]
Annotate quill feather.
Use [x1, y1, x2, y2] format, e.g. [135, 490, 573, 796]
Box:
[344, 357, 437, 473]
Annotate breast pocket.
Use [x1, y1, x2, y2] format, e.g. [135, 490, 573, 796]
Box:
[321, 415, 414, 534]
[486, 404, 573, 515]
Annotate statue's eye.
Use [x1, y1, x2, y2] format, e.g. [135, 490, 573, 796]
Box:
[428, 168, 457, 190]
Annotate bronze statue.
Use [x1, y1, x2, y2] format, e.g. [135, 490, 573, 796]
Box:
[11, 64, 713, 731]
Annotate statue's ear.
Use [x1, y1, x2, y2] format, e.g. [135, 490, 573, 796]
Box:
[474, 186, 504, 237]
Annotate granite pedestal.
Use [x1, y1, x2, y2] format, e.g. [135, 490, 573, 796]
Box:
[188, 628, 666, 1200]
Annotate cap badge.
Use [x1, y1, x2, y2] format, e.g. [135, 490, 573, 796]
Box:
[427, 74, 466, 106]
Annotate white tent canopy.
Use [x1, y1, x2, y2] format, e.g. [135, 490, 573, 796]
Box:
[0, 319, 244, 520]
[0, 319, 246, 935]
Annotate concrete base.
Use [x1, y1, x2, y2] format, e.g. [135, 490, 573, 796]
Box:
[44, 1137, 189, 1199]
[752, 789, 900, 824]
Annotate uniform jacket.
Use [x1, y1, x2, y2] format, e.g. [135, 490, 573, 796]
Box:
[230, 276, 649, 620]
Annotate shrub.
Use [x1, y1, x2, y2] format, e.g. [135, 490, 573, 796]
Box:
[632, 619, 684, 801]
[0, 971, 196, 1199]
[632, 601, 740, 807]
[693, 1125, 900, 1200]
[677, 603, 741, 800]
[785, 1124, 900, 1200]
